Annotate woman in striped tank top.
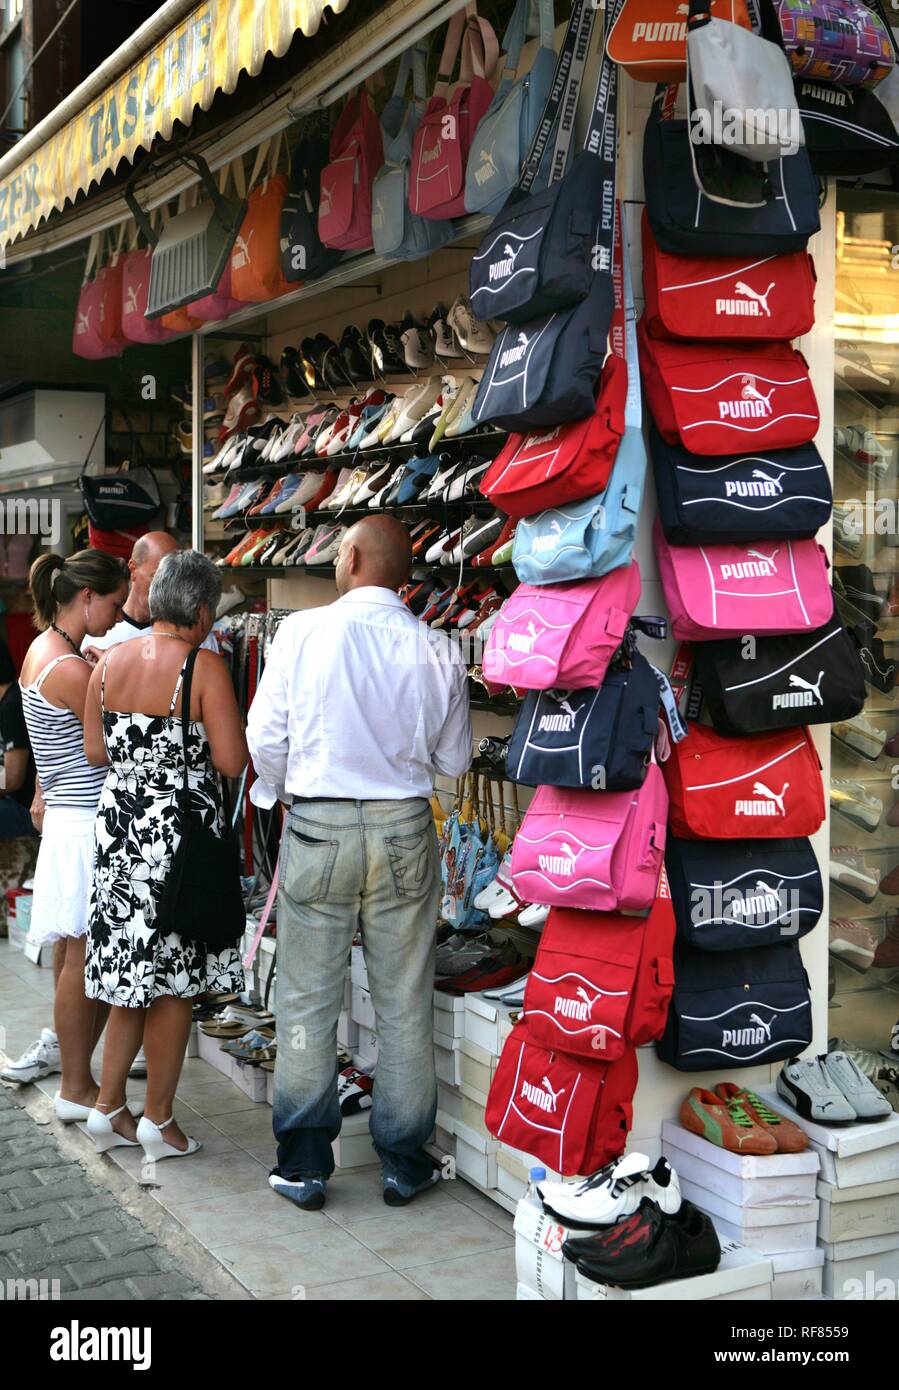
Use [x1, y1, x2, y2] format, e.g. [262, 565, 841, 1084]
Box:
[20, 551, 129, 1125]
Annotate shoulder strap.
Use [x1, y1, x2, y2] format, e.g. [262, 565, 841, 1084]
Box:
[176, 647, 201, 803]
[33, 653, 85, 691]
[99, 650, 114, 713]
[516, 0, 597, 195]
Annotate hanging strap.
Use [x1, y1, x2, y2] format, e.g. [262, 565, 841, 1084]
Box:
[620, 204, 640, 430]
[243, 842, 281, 970]
[82, 230, 101, 284]
[516, 0, 598, 196]
[175, 647, 200, 807]
[497, 0, 556, 91]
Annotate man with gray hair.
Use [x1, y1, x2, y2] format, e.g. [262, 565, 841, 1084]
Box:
[86, 532, 221, 654]
[248, 515, 472, 1212]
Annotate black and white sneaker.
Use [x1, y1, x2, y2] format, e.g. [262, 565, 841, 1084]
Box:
[776, 1055, 857, 1124]
[539, 1152, 682, 1230]
[268, 1171, 327, 1210]
[830, 846, 881, 903]
[822, 1050, 893, 1121]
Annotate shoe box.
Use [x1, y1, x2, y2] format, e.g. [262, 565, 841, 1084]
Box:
[464, 992, 517, 1055]
[353, 1024, 378, 1074]
[196, 1026, 269, 1103]
[351, 983, 376, 1033]
[574, 1238, 775, 1301]
[332, 1110, 378, 1170]
[497, 1144, 563, 1206]
[350, 943, 369, 992]
[514, 1198, 579, 1300]
[821, 1231, 899, 1298]
[756, 1087, 899, 1188]
[434, 1030, 462, 1087]
[460, 1036, 499, 1104]
[662, 1121, 821, 1206]
[338, 1008, 359, 1052]
[817, 1175, 899, 1244]
[678, 1182, 820, 1255]
[769, 1248, 825, 1301]
[434, 989, 466, 1040]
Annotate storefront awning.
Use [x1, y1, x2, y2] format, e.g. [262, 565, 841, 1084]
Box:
[0, 0, 350, 249]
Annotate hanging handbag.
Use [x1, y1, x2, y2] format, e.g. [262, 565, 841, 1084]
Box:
[691, 615, 866, 734]
[643, 84, 821, 254]
[469, 0, 610, 326]
[651, 427, 832, 544]
[79, 460, 161, 531]
[154, 648, 246, 951]
[188, 161, 250, 319]
[666, 834, 823, 950]
[371, 44, 455, 261]
[655, 520, 834, 638]
[72, 230, 127, 360]
[661, 722, 825, 838]
[280, 120, 343, 281]
[638, 325, 820, 454]
[657, 938, 812, 1070]
[506, 650, 662, 790]
[797, 77, 899, 171]
[608, 0, 751, 80]
[686, 0, 804, 161]
[318, 87, 384, 251]
[463, 0, 558, 215]
[641, 210, 816, 341]
[120, 216, 179, 346]
[408, 2, 500, 220]
[775, 0, 894, 86]
[231, 135, 294, 303]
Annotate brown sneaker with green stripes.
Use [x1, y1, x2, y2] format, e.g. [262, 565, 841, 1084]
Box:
[679, 1087, 778, 1155]
[714, 1083, 809, 1153]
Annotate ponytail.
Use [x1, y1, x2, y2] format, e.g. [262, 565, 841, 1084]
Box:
[29, 549, 128, 631]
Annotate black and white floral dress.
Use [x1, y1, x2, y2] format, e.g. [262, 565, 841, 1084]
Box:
[84, 655, 245, 1008]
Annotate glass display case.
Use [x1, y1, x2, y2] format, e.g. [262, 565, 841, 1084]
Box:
[829, 188, 899, 1096]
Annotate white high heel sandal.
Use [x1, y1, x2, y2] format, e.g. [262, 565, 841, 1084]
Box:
[136, 1115, 202, 1162]
[55, 1093, 144, 1124]
[86, 1103, 141, 1153]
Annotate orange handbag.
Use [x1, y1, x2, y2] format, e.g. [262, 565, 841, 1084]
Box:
[231, 134, 294, 303]
[607, 0, 751, 82]
[156, 195, 204, 334]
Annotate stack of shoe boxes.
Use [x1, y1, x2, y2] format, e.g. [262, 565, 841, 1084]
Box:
[754, 1094, 899, 1297]
[661, 1121, 824, 1299]
[514, 1200, 579, 1300]
[574, 1240, 775, 1302]
[350, 945, 377, 1071]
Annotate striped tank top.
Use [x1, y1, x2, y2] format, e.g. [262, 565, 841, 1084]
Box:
[20, 654, 108, 809]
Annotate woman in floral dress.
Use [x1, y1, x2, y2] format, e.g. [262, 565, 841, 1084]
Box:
[83, 551, 247, 1158]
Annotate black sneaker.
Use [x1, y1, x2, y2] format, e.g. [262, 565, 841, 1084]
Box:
[340, 325, 373, 385]
[834, 564, 886, 625]
[383, 1166, 440, 1207]
[281, 346, 312, 400]
[844, 616, 896, 693]
[253, 358, 285, 408]
[367, 319, 410, 376]
[268, 1170, 327, 1211]
[563, 1198, 720, 1290]
[315, 333, 354, 392]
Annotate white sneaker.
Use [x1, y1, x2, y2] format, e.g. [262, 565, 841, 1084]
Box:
[822, 1050, 893, 1121]
[834, 712, 887, 761]
[539, 1153, 682, 1229]
[1, 1027, 60, 1083]
[432, 307, 463, 358]
[518, 902, 550, 929]
[777, 1055, 857, 1124]
[447, 295, 495, 354]
[385, 378, 443, 443]
[830, 779, 883, 833]
[401, 319, 436, 370]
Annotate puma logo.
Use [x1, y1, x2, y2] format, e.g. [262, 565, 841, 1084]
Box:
[716, 281, 775, 317]
[521, 1076, 566, 1112]
[124, 286, 139, 315]
[718, 377, 776, 420]
[474, 142, 499, 186]
[76, 310, 91, 334]
[531, 518, 565, 554]
[735, 781, 789, 817]
[719, 546, 779, 580]
[499, 331, 530, 369]
[537, 695, 584, 734]
[537, 841, 583, 878]
[722, 1011, 775, 1048]
[724, 468, 786, 498]
[232, 229, 255, 268]
[489, 243, 523, 283]
[772, 669, 824, 710]
[553, 985, 599, 1022]
[508, 619, 544, 654]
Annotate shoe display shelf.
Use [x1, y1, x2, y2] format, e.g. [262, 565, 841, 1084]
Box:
[206, 429, 505, 486]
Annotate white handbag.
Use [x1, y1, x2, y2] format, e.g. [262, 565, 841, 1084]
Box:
[686, 0, 803, 163]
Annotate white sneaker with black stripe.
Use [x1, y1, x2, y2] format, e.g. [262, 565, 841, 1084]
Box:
[538, 1152, 681, 1229]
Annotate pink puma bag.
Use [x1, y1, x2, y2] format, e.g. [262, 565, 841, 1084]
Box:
[510, 764, 669, 914]
[483, 562, 641, 691]
[655, 520, 833, 639]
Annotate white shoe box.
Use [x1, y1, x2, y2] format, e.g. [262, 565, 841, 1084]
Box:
[497, 1142, 562, 1186]
[458, 1093, 492, 1141]
[517, 1281, 547, 1300]
[433, 1115, 456, 1160]
[332, 1110, 376, 1169]
[353, 1024, 378, 1073]
[350, 944, 369, 992]
[757, 1090, 899, 1189]
[351, 983, 376, 1032]
[815, 1143, 899, 1190]
[460, 1037, 498, 1100]
[434, 1034, 462, 1087]
[196, 1028, 268, 1103]
[662, 1121, 820, 1206]
[817, 1177, 899, 1244]
[434, 990, 466, 1040]
[514, 1198, 578, 1300]
[437, 1081, 463, 1123]
[680, 1178, 819, 1254]
[455, 1135, 498, 1189]
[337, 1008, 359, 1051]
[574, 1237, 773, 1301]
[498, 1163, 529, 1205]
[770, 1247, 824, 1300]
[464, 993, 516, 1055]
[821, 1233, 899, 1298]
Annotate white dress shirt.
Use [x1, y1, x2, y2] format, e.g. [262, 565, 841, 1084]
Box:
[85, 614, 220, 652]
[247, 586, 472, 805]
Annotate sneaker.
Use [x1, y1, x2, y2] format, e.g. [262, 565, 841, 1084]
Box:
[776, 1055, 857, 1124]
[836, 423, 891, 480]
[434, 931, 498, 977]
[218, 386, 262, 440]
[367, 319, 409, 376]
[539, 1153, 681, 1230]
[830, 779, 883, 832]
[0, 1027, 60, 1084]
[829, 916, 878, 971]
[873, 919, 899, 970]
[831, 504, 863, 558]
[268, 1171, 327, 1211]
[447, 294, 495, 354]
[337, 1066, 374, 1116]
[223, 344, 259, 397]
[833, 712, 887, 761]
[712, 1083, 809, 1153]
[829, 846, 881, 903]
[679, 1086, 778, 1154]
[384, 378, 443, 443]
[383, 1166, 440, 1207]
[822, 1049, 894, 1121]
[284, 472, 327, 511]
[517, 902, 550, 929]
[431, 303, 462, 358]
[562, 1197, 721, 1290]
[400, 312, 435, 370]
[305, 523, 346, 566]
[834, 564, 886, 624]
[828, 1039, 899, 1110]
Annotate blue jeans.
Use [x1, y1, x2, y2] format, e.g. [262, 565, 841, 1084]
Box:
[0, 797, 37, 838]
[272, 797, 440, 1187]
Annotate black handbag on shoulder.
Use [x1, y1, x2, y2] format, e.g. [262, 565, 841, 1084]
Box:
[154, 647, 246, 951]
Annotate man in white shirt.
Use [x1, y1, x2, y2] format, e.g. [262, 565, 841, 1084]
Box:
[247, 515, 471, 1212]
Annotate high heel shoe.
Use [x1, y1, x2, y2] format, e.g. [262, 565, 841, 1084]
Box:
[86, 1104, 141, 1153]
[55, 1093, 144, 1124]
[136, 1115, 202, 1162]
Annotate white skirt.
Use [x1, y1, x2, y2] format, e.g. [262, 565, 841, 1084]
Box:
[27, 805, 97, 945]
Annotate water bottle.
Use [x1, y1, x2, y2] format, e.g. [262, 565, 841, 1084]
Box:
[525, 1165, 547, 1210]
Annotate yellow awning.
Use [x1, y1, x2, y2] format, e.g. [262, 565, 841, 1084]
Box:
[0, 0, 349, 247]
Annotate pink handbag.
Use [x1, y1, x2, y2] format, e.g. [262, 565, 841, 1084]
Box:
[318, 89, 384, 251]
[654, 518, 833, 639]
[189, 160, 251, 320]
[510, 764, 669, 914]
[483, 563, 641, 691]
[408, 3, 499, 220]
[120, 215, 178, 345]
[72, 230, 127, 360]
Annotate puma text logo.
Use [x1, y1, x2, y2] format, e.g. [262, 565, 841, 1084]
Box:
[719, 546, 779, 580]
[719, 377, 775, 419]
[727, 879, 784, 919]
[716, 281, 775, 317]
[537, 695, 583, 733]
[773, 670, 824, 710]
[722, 1012, 775, 1048]
[489, 243, 522, 283]
[508, 620, 544, 654]
[554, 985, 599, 1022]
[724, 468, 786, 498]
[531, 519, 565, 554]
[499, 331, 529, 369]
[474, 143, 499, 186]
[538, 841, 582, 877]
[521, 1076, 565, 1112]
[735, 781, 789, 817]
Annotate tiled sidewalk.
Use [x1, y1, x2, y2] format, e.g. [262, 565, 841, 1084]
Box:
[0, 940, 516, 1300]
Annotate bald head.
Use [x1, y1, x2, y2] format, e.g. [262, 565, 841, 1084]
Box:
[335, 516, 413, 596]
[128, 531, 178, 622]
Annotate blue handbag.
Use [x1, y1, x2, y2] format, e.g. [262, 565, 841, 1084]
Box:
[371, 44, 455, 262]
[506, 651, 662, 790]
[464, 0, 558, 216]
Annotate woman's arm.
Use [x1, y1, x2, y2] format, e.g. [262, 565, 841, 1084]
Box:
[196, 650, 248, 778]
[83, 657, 109, 767]
[30, 775, 45, 834]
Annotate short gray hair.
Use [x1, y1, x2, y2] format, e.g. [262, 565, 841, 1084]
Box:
[149, 550, 222, 628]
